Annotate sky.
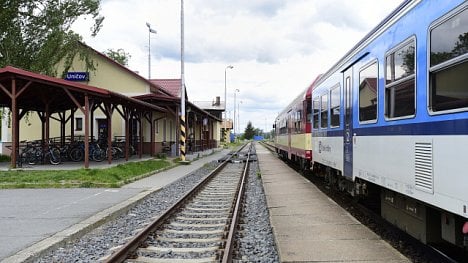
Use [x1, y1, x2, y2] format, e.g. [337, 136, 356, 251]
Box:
[73, 0, 403, 134]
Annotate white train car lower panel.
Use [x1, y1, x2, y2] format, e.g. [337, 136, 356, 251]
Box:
[353, 135, 468, 219]
[312, 136, 343, 173]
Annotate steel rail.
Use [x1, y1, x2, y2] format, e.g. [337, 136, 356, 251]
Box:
[222, 143, 252, 263]
[104, 143, 249, 263]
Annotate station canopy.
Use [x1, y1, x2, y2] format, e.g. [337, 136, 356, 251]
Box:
[0, 66, 165, 113]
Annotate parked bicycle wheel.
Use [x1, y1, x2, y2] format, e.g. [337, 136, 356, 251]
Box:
[69, 147, 83, 162]
[111, 147, 122, 160]
[28, 150, 42, 165]
[46, 147, 61, 165]
[92, 148, 105, 162]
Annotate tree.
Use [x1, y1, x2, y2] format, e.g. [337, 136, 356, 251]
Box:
[0, 0, 104, 76]
[104, 48, 131, 66]
[254, 128, 262, 136]
[244, 121, 255, 140]
[453, 32, 468, 56]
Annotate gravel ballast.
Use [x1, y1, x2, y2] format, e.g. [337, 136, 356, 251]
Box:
[234, 153, 280, 263]
[36, 148, 280, 262]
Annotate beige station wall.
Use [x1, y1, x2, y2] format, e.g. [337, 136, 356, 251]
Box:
[18, 52, 151, 142]
[56, 53, 150, 96]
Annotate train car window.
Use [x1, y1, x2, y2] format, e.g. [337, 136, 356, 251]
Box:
[359, 61, 378, 122]
[306, 100, 312, 124]
[313, 97, 320, 129]
[330, 85, 341, 127]
[321, 94, 328, 128]
[385, 39, 416, 118]
[279, 119, 287, 134]
[296, 110, 302, 132]
[430, 7, 468, 112]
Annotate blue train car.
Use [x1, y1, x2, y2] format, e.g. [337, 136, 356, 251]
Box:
[311, 0, 468, 247]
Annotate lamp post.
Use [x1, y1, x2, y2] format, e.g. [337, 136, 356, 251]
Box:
[146, 22, 157, 79]
[224, 65, 233, 143]
[238, 100, 242, 136]
[234, 88, 239, 136]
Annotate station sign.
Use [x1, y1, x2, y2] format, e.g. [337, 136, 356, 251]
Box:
[64, 72, 89, 82]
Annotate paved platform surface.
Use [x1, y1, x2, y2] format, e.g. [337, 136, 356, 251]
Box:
[0, 149, 230, 262]
[256, 144, 410, 262]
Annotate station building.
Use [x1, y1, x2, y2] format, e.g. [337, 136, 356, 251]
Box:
[0, 42, 224, 164]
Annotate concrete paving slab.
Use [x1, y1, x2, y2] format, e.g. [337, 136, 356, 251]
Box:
[265, 192, 334, 207]
[277, 239, 409, 262]
[0, 188, 141, 260]
[270, 211, 357, 226]
[272, 221, 380, 240]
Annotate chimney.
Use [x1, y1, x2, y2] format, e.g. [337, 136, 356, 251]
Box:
[215, 96, 220, 106]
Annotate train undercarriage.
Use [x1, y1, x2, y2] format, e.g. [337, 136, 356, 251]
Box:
[276, 148, 311, 172]
[311, 162, 468, 254]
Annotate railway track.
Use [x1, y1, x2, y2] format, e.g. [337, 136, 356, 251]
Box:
[103, 143, 254, 263]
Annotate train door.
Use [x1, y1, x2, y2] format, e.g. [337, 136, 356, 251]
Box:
[343, 68, 353, 179]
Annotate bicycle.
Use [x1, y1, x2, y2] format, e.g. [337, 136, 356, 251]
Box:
[69, 140, 105, 162]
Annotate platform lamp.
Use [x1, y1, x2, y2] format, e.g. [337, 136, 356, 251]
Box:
[224, 65, 234, 143]
[146, 22, 157, 79]
[238, 100, 242, 138]
[234, 88, 240, 137]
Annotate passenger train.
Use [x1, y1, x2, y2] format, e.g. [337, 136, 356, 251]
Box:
[274, 76, 320, 171]
[275, 0, 468, 248]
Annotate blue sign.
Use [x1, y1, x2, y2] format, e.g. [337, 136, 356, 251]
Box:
[64, 72, 89, 81]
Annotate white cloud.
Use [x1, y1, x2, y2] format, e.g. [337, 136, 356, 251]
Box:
[72, 0, 403, 132]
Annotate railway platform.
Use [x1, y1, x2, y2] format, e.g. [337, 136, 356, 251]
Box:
[0, 148, 230, 262]
[256, 143, 410, 262]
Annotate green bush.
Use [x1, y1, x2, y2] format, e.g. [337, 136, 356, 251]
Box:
[156, 153, 167, 159]
[0, 154, 11, 162]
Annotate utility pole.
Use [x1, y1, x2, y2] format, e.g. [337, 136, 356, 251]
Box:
[179, 0, 187, 162]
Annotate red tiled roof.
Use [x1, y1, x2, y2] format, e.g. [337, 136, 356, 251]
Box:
[150, 79, 182, 98]
[362, 77, 377, 93]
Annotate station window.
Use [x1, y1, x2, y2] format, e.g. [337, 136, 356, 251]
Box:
[330, 85, 341, 127]
[75, 117, 83, 131]
[429, 7, 468, 112]
[385, 39, 416, 118]
[320, 94, 328, 128]
[312, 97, 320, 129]
[359, 61, 378, 122]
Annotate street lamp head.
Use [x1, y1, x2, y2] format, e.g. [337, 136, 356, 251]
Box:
[235, 88, 240, 92]
[227, 65, 234, 70]
[146, 22, 157, 34]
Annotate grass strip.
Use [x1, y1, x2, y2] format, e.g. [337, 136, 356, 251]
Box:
[0, 159, 173, 189]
